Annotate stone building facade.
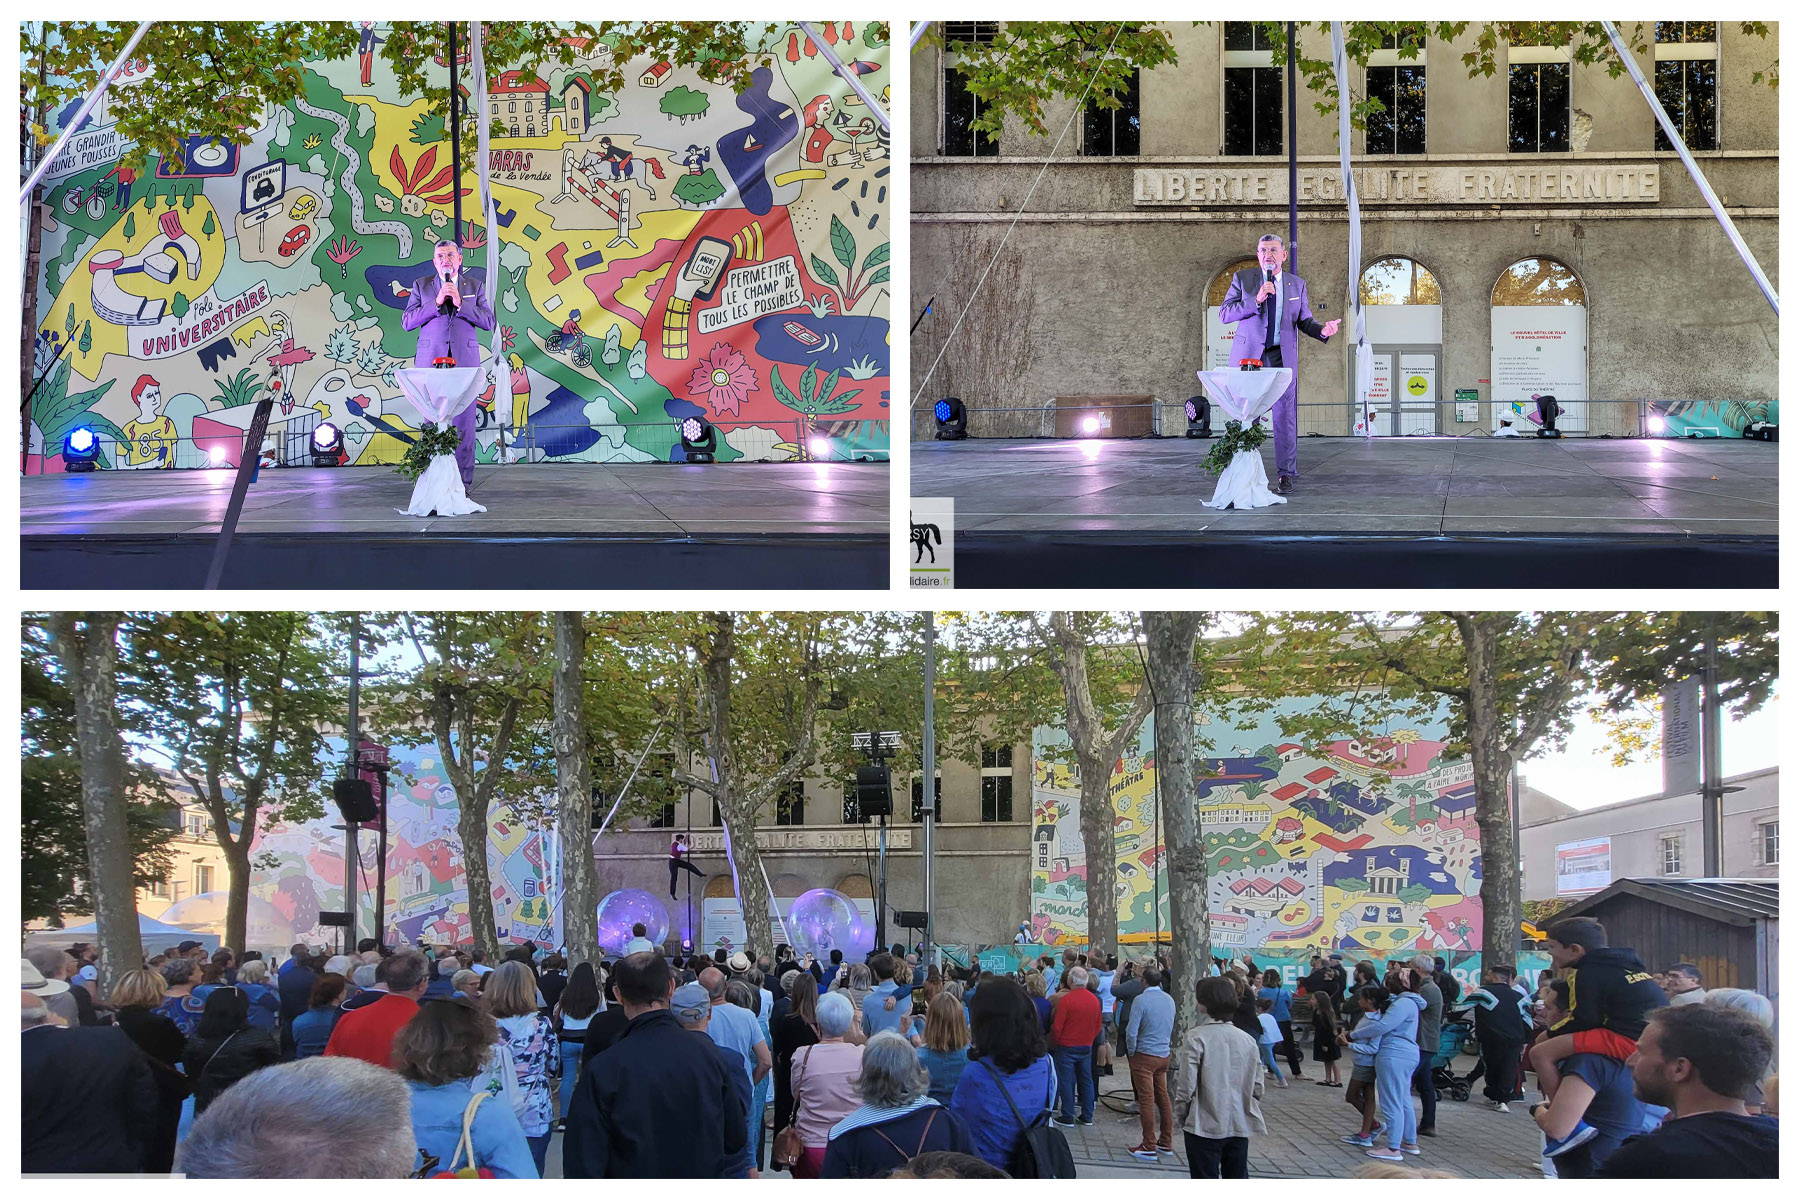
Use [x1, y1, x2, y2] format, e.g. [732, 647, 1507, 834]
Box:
[911, 22, 1778, 440]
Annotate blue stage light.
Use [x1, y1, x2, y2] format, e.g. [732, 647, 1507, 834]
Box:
[934, 397, 967, 440]
[63, 426, 100, 472]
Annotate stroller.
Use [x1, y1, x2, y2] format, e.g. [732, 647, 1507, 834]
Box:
[1432, 1003, 1475, 1102]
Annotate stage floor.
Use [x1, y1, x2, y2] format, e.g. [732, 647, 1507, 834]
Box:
[22, 462, 889, 589]
[912, 437, 1777, 587]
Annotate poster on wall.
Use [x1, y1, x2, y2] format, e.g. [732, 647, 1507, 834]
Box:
[1555, 837, 1613, 896]
[1355, 354, 1393, 436]
[1398, 352, 1437, 433]
[1203, 307, 1237, 373]
[1032, 696, 1487, 956]
[1490, 305, 1587, 433]
[27, 22, 891, 473]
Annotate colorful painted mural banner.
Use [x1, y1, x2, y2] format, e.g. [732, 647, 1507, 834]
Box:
[1032, 697, 1488, 956]
[27, 22, 890, 472]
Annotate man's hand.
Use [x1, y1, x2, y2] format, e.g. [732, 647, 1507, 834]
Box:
[1256, 280, 1278, 303]
[1321, 318, 1341, 339]
[438, 283, 460, 308]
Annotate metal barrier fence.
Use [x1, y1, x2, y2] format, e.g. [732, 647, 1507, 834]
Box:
[25, 416, 889, 474]
[910, 398, 1667, 441]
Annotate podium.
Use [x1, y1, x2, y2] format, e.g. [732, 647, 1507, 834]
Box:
[392, 366, 488, 517]
[1195, 367, 1293, 510]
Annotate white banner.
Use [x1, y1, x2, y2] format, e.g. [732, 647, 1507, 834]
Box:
[1662, 677, 1703, 796]
[1556, 837, 1613, 895]
[1490, 305, 1587, 433]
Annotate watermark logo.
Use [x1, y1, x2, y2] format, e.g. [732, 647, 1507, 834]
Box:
[909, 497, 953, 589]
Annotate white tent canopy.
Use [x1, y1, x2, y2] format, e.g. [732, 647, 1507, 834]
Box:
[23, 914, 222, 956]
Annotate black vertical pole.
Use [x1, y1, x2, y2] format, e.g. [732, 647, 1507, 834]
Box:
[1286, 22, 1298, 273]
[448, 22, 462, 240]
[1701, 617, 1724, 877]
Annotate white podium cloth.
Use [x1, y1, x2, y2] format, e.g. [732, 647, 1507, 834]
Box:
[393, 366, 488, 517]
[1196, 367, 1293, 510]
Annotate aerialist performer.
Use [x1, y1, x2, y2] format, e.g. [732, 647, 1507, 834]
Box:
[402, 238, 496, 488]
[668, 833, 706, 898]
[1215, 233, 1340, 495]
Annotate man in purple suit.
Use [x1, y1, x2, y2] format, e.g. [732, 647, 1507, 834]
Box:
[402, 239, 496, 487]
[1216, 234, 1340, 494]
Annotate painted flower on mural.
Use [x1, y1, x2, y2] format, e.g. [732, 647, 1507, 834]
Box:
[687, 342, 759, 417]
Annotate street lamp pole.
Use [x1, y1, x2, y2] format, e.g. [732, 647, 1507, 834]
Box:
[922, 613, 937, 967]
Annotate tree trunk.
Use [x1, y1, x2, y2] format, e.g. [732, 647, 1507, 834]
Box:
[49, 614, 140, 996]
[1456, 616, 1519, 975]
[223, 839, 253, 956]
[1047, 615, 1155, 962]
[1142, 612, 1207, 1039]
[553, 612, 599, 964]
[719, 782, 777, 954]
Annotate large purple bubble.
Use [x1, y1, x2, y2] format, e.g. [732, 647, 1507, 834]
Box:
[785, 888, 867, 958]
[597, 889, 670, 954]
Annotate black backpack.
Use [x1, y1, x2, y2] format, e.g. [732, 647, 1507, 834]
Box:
[977, 1060, 1077, 1178]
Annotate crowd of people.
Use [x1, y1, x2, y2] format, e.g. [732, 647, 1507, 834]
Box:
[20, 914, 1778, 1179]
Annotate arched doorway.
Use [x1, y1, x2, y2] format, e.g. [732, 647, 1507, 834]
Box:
[1490, 257, 1587, 433]
[1357, 256, 1444, 435]
[1204, 258, 1259, 371]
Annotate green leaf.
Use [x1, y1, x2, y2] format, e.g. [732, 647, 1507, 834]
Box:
[800, 362, 816, 405]
[808, 253, 841, 291]
[830, 214, 855, 271]
[859, 242, 889, 274]
[768, 364, 801, 410]
[865, 266, 889, 287]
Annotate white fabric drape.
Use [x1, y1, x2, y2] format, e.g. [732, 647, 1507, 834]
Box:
[1330, 24, 1377, 437]
[1196, 367, 1293, 510]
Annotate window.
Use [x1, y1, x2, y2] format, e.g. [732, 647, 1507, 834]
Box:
[509, 101, 516, 113]
[646, 802, 675, 829]
[711, 798, 722, 827]
[524, 101, 532, 113]
[1654, 22, 1718, 151]
[1509, 57, 1570, 152]
[1223, 22, 1282, 156]
[490, 103, 498, 116]
[942, 68, 997, 156]
[942, 21, 999, 45]
[981, 743, 1014, 770]
[981, 744, 1014, 822]
[194, 864, 214, 894]
[526, 125, 534, 137]
[1366, 31, 1427, 154]
[185, 812, 208, 838]
[1759, 820, 1778, 865]
[911, 776, 943, 823]
[1660, 834, 1684, 876]
[148, 876, 171, 899]
[1083, 70, 1141, 156]
[775, 781, 805, 826]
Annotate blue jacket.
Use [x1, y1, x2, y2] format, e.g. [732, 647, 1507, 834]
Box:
[277, 960, 317, 1025]
[819, 1104, 975, 1178]
[290, 1005, 339, 1058]
[916, 1045, 971, 1106]
[239, 982, 281, 1030]
[949, 1054, 1056, 1172]
[1349, 992, 1425, 1065]
[406, 1079, 536, 1178]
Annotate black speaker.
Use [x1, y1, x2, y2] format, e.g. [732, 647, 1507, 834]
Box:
[855, 763, 892, 816]
[896, 910, 929, 929]
[333, 777, 378, 823]
[317, 910, 353, 928]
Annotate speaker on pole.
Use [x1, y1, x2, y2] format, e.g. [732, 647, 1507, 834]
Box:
[333, 777, 378, 823]
[854, 763, 892, 817]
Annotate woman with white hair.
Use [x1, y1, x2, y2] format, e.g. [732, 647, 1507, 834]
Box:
[235, 958, 282, 1029]
[1704, 988, 1778, 1114]
[784, 990, 864, 1177]
[820, 1031, 975, 1177]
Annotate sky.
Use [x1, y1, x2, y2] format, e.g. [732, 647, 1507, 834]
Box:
[1521, 697, 1780, 809]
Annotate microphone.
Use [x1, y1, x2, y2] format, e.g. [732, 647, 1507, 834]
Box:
[438, 270, 453, 317]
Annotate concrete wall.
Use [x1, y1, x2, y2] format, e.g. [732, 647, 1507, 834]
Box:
[1519, 767, 1779, 901]
[911, 22, 1778, 439]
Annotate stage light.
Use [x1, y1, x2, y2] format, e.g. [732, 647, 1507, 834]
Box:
[1081, 415, 1100, 436]
[679, 414, 717, 463]
[63, 426, 100, 472]
[1744, 421, 1778, 442]
[933, 397, 967, 440]
[1184, 395, 1214, 439]
[208, 445, 229, 465]
[808, 435, 831, 459]
[310, 421, 343, 466]
[1647, 415, 1667, 434]
[1534, 394, 1562, 439]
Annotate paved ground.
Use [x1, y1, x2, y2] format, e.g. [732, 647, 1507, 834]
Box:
[912, 436, 1777, 537]
[544, 1051, 1541, 1179]
[20, 461, 889, 537]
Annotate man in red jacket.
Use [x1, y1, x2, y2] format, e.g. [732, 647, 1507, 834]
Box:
[324, 949, 430, 1068]
[1050, 965, 1102, 1127]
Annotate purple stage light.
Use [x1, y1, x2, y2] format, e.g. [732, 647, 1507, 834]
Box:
[786, 888, 867, 958]
[596, 888, 671, 953]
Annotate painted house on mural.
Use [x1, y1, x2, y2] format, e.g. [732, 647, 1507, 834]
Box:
[27, 22, 890, 474]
